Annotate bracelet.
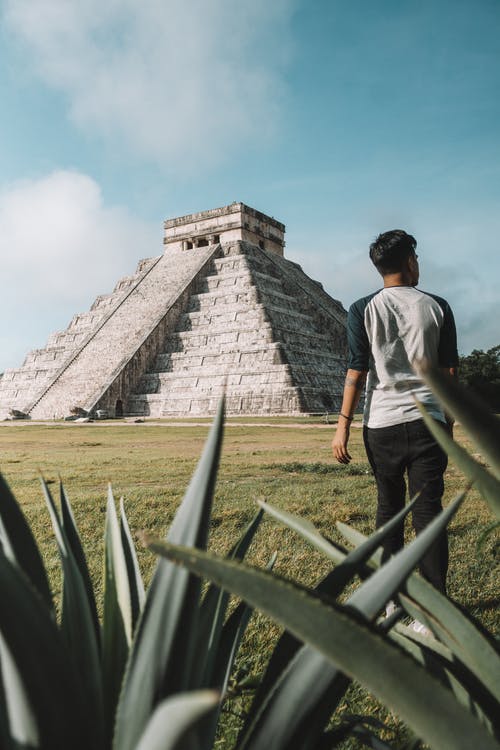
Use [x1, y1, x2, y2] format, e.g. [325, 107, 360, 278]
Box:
[339, 413, 353, 421]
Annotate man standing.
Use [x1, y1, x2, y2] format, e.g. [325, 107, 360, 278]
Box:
[332, 230, 458, 595]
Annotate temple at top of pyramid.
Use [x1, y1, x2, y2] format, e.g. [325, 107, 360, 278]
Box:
[0, 203, 348, 420]
[164, 202, 286, 256]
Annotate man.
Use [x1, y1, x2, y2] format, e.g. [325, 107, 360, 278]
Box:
[332, 230, 458, 595]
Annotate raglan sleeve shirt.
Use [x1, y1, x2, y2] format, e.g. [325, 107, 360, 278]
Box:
[434, 296, 459, 368]
[346, 294, 374, 372]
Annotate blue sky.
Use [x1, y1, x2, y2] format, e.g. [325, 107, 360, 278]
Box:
[1, 0, 499, 370]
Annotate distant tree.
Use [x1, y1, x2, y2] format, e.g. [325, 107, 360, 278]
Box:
[459, 345, 500, 411]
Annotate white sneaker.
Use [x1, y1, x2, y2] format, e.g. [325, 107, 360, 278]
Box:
[411, 619, 432, 637]
[385, 600, 397, 617]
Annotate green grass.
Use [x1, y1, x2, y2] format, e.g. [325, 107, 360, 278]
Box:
[0, 420, 497, 748]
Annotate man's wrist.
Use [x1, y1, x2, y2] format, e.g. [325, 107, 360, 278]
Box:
[339, 412, 353, 422]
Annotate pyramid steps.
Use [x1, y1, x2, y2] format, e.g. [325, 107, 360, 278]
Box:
[0, 204, 347, 420]
[127, 384, 302, 418]
[0, 256, 164, 418]
[126, 240, 346, 417]
[153, 343, 284, 373]
[23, 245, 218, 418]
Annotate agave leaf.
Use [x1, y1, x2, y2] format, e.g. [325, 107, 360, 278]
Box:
[242, 646, 350, 750]
[320, 715, 396, 750]
[347, 491, 465, 620]
[417, 362, 500, 479]
[0, 650, 12, 750]
[390, 628, 496, 734]
[334, 521, 500, 708]
[59, 481, 100, 647]
[401, 577, 500, 706]
[40, 478, 104, 749]
[120, 496, 145, 629]
[195, 599, 254, 750]
[260, 495, 418, 595]
[114, 398, 225, 750]
[257, 501, 346, 562]
[336, 522, 382, 565]
[0, 475, 52, 612]
[0, 633, 39, 748]
[102, 485, 134, 741]
[415, 401, 500, 519]
[213, 599, 253, 696]
[238, 499, 422, 749]
[349, 725, 396, 750]
[199, 551, 276, 750]
[134, 690, 219, 750]
[0, 547, 91, 749]
[148, 541, 500, 750]
[194, 508, 263, 688]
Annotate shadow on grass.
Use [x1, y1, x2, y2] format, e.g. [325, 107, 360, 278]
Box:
[264, 461, 372, 476]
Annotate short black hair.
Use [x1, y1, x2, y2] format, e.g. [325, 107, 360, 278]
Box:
[369, 230, 417, 274]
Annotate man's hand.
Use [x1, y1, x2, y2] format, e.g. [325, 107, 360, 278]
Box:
[331, 369, 367, 464]
[332, 423, 352, 464]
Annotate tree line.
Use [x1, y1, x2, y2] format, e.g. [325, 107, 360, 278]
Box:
[459, 345, 500, 412]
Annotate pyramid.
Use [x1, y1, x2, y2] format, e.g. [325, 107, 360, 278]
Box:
[0, 203, 347, 419]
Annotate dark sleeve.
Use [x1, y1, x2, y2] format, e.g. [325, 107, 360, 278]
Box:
[438, 300, 459, 368]
[347, 298, 370, 370]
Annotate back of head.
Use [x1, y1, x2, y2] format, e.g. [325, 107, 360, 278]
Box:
[369, 230, 417, 275]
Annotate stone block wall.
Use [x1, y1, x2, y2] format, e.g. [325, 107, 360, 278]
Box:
[0, 234, 347, 420]
[126, 241, 347, 416]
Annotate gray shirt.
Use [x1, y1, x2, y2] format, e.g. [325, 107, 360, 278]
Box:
[347, 287, 458, 428]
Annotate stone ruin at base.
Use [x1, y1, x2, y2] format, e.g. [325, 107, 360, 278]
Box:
[0, 203, 348, 420]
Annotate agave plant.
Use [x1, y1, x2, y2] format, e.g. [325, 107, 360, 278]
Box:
[0, 373, 499, 750]
[146, 370, 500, 750]
[0, 400, 265, 749]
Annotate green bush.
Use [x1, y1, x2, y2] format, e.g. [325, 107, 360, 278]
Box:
[0, 372, 499, 749]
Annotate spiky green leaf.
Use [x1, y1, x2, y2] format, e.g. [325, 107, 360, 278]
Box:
[417, 363, 500, 479]
[114, 398, 225, 750]
[257, 501, 346, 562]
[135, 690, 219, 750]
[402, 576, 500, 706]
[148, 541, 499, 750]
[0, 547, 91, 749]
[194, 508, 263, 689]
[239, 495, 452, 750]
[415, 401, 500, 518]
[332, 524, 500, 708]
[0, 633, 39, 748]
[40, 478, 104, 749]
[102, 485, 133, 742]
[59, 481, 100, 648]
[0, 475, 52, 612]
[120, 496, 145, 629]
[390, 627, 496, 734]
[336, 522, 382, 564]
[347, 491, 465, 620]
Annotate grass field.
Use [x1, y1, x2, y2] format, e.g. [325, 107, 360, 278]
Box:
[0, 418, 498, 747]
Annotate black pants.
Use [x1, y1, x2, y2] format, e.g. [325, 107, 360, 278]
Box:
[363, 419, 449, 593]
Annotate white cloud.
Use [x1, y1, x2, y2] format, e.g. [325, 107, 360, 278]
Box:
[3, 0, 295, 171]
[289, 215, 500, 357]
[0, 171, 158, 370]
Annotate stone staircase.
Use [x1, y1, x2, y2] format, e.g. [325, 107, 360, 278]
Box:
[127, 241, 346, 416]
[27, 245, 218, 419]
[0, 257, 158, 419]
[0, 237, 347, 420]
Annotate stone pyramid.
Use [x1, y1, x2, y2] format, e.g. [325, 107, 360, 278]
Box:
[0, 203, 347, 419]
